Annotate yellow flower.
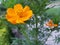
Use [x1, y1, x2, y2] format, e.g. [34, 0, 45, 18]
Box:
[6, 4, 33, 24]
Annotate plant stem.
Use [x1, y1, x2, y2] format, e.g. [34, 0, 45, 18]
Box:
[35, 14, 38, 45]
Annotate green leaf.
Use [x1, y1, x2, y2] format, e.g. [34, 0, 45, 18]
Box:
[45, 7, 60, 23]
[2, 0, 18, 8]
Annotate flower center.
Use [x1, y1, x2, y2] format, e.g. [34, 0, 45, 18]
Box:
[17, 11, 24, 18]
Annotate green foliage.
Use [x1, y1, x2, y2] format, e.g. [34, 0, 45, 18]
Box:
[45, 7, 60, 23]
[2, 0, 19, 8]
[0, 27, 10, 45]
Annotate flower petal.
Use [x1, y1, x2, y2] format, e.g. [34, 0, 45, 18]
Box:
[16, 18, 24, 24]
[20, 10, 33, 21]
[6, 16, 17, 24]
[14, 4, 23, 13]
[54, 24, 58, 27]
[23, 6, 30, 12]
[7, 8, 16, 16]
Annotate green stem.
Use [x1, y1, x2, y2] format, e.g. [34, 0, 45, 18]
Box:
[35, 14, 38, 45]
[21, 30, 31, 45]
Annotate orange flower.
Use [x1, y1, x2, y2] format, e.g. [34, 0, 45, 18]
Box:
[6, 4, 33, 24]
[46, 20, 58, 28]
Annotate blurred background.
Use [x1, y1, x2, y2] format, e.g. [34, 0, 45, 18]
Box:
[0, 0, 60, 45]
